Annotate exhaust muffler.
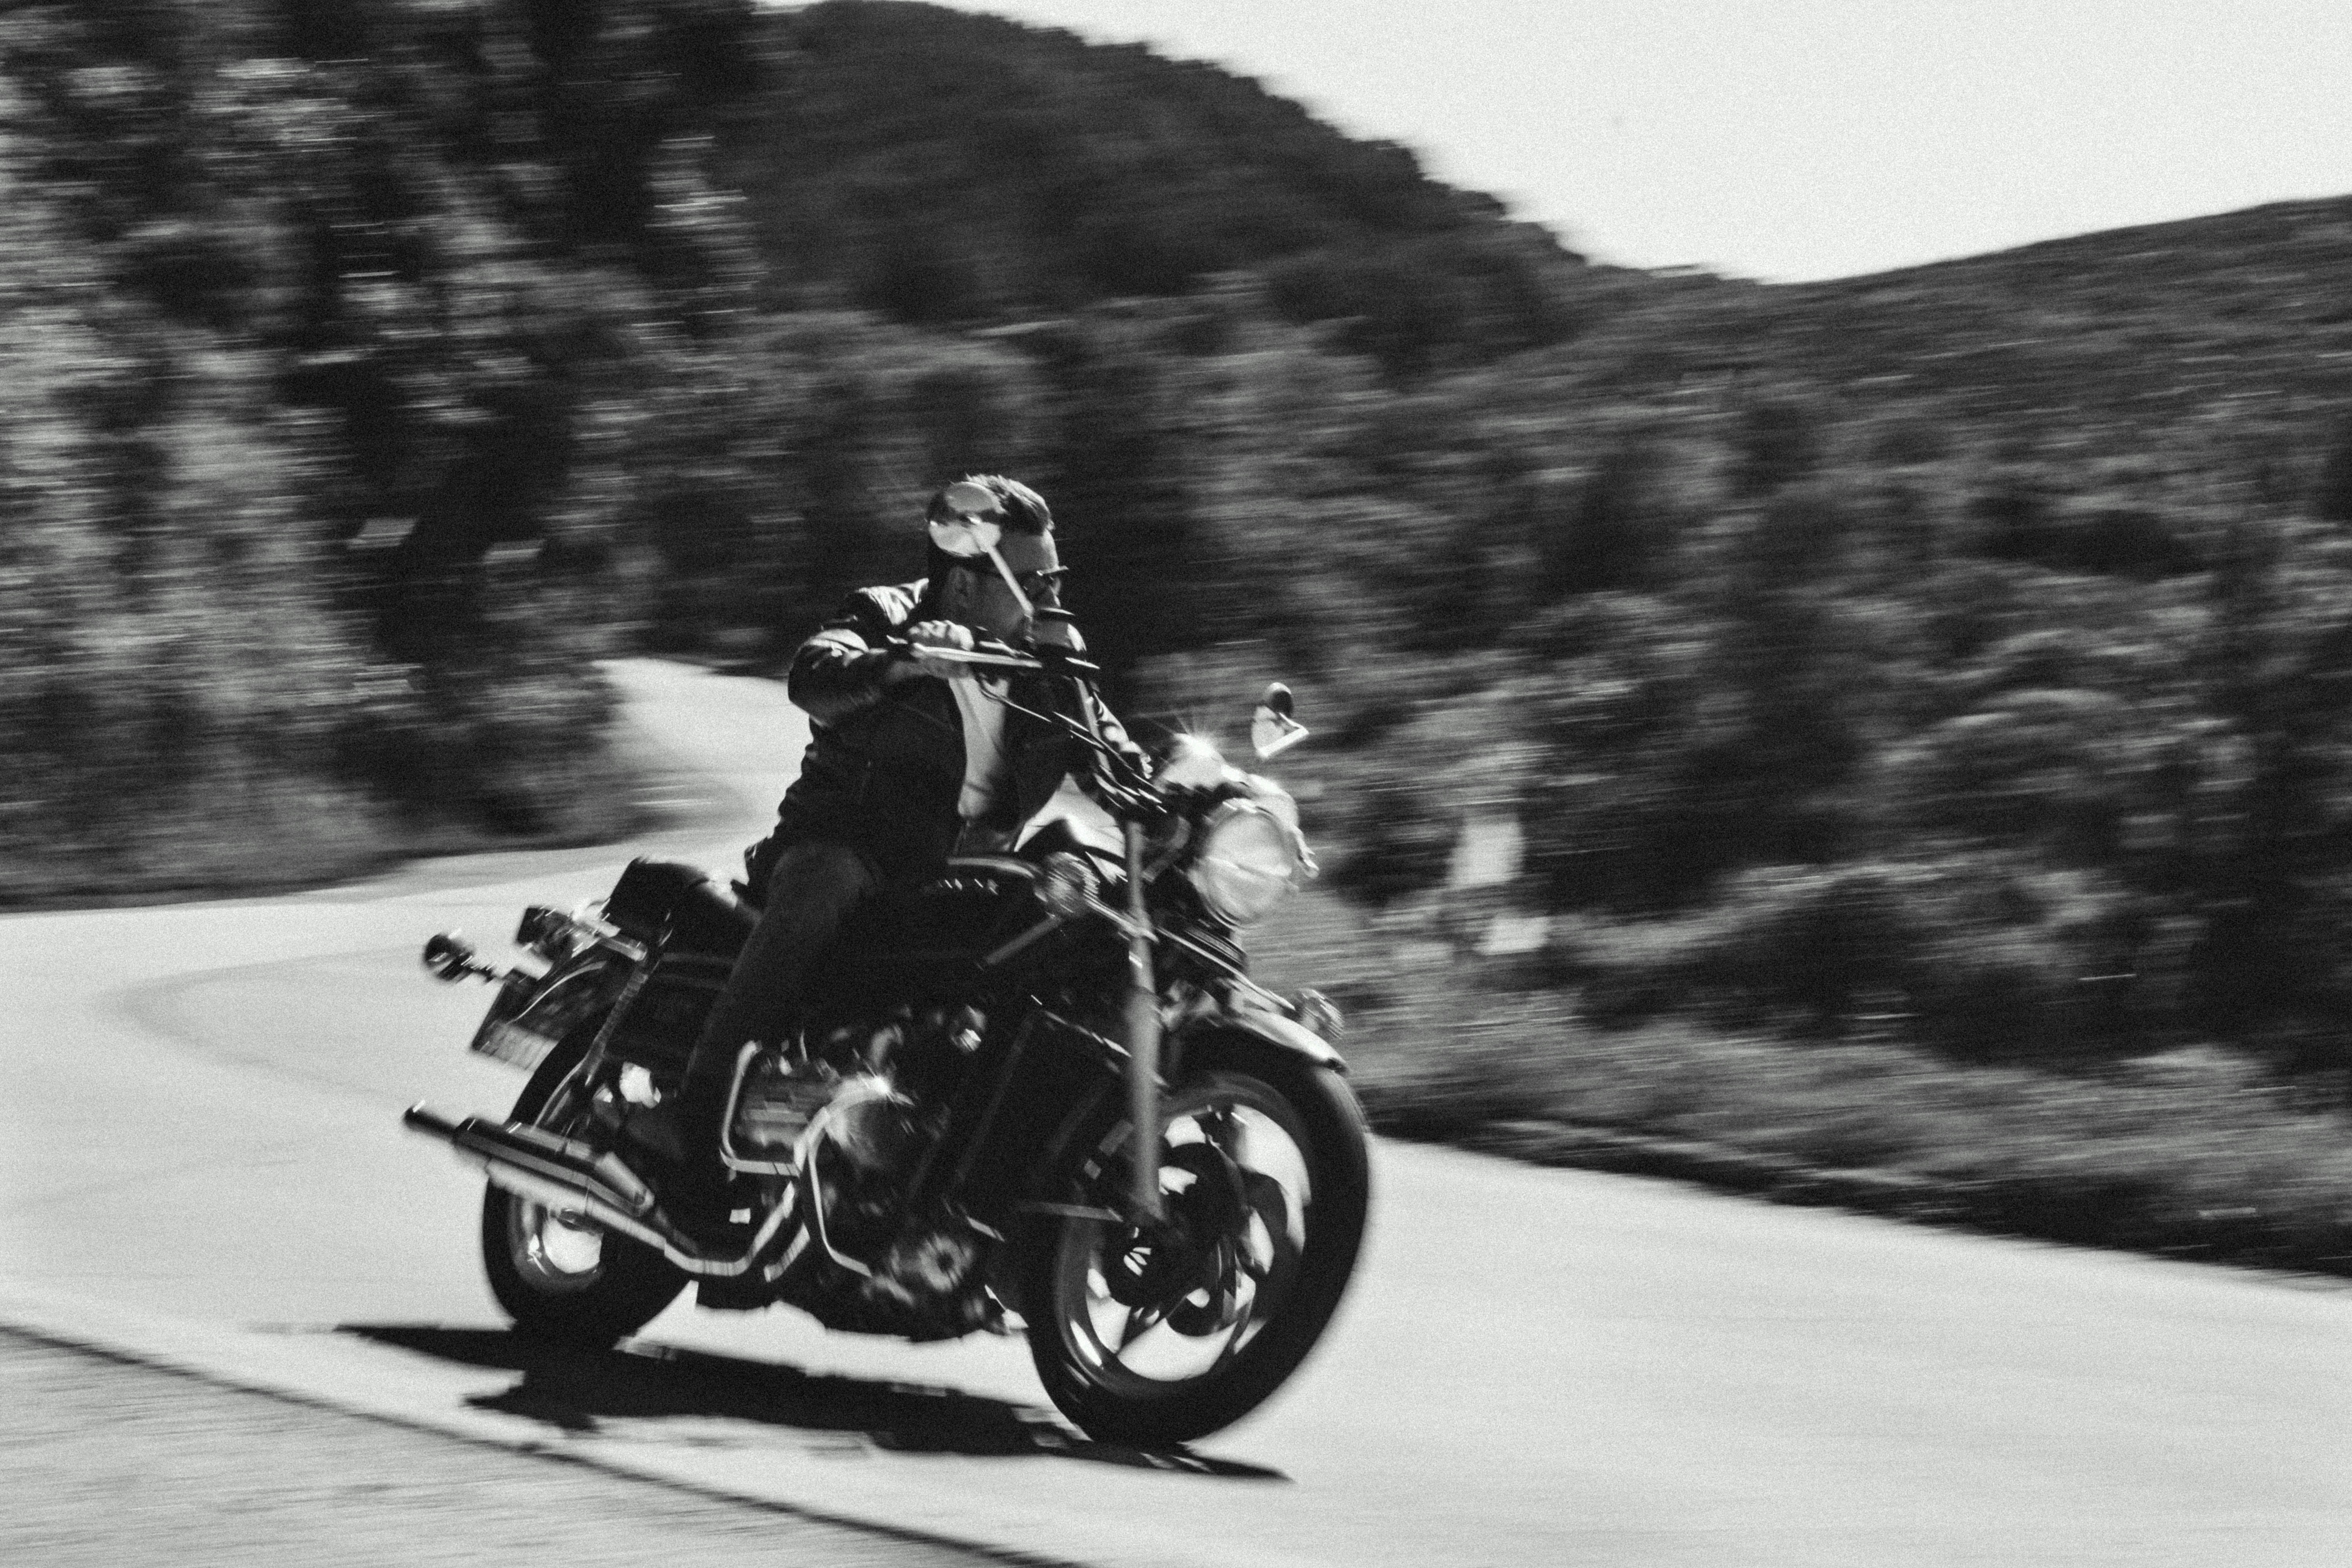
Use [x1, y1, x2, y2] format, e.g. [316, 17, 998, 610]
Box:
[402, 1103, 788, 1279]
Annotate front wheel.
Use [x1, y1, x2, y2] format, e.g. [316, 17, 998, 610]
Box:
[1022, 1042, 1370, 1445]
[479, 1031, 687, 1347]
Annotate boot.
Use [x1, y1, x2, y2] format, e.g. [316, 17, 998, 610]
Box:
[664, 1149, 747, 1256]
[620, 1079, 744, 1255]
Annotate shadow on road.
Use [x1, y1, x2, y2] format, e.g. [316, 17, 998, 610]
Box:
[341, 1325, 1285, 1480]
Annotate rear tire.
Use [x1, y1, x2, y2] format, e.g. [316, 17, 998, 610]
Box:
[1022, 1040, 1370, 1445]
[479, 1031, 687, 1348]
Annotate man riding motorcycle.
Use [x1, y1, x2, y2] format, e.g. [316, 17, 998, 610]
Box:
[642, 475, 1124, 1245]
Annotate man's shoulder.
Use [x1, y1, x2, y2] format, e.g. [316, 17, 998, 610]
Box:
[818, 581, 936, 639]
[824, 579, 929, 632]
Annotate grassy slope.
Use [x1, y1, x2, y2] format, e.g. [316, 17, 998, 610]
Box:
[1204, 196, 2352, 1276]
[1247, 881, 2352, 1277]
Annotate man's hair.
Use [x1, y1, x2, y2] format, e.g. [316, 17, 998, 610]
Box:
[930, 474, 1053, 536]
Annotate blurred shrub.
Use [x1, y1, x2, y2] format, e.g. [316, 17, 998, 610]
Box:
[0, 0, 763, 898]
[2305, 413, 2352, 525]
[1725, 395, 1828, 500]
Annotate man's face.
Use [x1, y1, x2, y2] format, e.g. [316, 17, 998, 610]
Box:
[934, 530, 1060, 642]
[935, 563, 1032, 641]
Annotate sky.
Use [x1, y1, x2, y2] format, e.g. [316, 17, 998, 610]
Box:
[938, 0, 2352, 283]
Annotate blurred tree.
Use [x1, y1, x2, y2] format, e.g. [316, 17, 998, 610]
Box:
[2311, 414, 2352, 526]
[1022, 312, 1204, 679]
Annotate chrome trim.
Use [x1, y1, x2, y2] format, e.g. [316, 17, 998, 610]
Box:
[801, 1153, 874, 1281]
[982, 911, 1070, 968]
[762, 1228, 812, 1283]
[1018, 1201, 1123, 1222]
[718, 1041, 798, 1175]
[806, 1172, 871, 1278]
[944, 855, 1042, 882]
[1080, 891, 1150, 942]
[403, 1102, 801, 1280]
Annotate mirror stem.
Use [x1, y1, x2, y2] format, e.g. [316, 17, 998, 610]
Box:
[983, 544, 1036, 632]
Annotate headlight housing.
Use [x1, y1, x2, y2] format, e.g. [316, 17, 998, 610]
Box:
[1187, 799, 1308, 927]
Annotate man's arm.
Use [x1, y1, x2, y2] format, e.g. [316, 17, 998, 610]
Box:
[1005, 621, 1146, 816]
[786, 582, 925, 725]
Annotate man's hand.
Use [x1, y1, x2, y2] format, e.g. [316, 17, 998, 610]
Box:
[904, 619, 978, 682]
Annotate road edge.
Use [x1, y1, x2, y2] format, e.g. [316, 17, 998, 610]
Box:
[1379, 1115, 2352, 1292]
[0, 1283, 1102, 1568]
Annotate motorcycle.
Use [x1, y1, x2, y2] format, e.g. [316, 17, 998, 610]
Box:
[403, 634, 1368, 1445]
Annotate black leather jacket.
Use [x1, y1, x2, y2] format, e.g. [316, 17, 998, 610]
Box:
[749, 579, 1116, 884]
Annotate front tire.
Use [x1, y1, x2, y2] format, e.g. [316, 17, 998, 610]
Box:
[1022, 1041, 1370, 1445]
[479, 1031, 687, 1348]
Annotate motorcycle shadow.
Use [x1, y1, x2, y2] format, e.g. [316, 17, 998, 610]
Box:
[340, 1325, 1285, 1480]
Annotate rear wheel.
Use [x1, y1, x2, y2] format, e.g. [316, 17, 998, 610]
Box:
[479, 1032, 687, 1347]
[1022, 1042, 1370, 1445]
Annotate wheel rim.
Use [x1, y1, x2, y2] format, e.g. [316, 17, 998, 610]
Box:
[503, 1071, 609, 1292]
[1050, 1074, 1314, 1397]
[507, 1201, 609, 1290]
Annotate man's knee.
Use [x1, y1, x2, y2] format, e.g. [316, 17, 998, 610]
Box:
[765, 839, 879, 915]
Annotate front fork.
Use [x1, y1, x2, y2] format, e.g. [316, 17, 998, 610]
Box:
[1122, 818, 1166, 1225]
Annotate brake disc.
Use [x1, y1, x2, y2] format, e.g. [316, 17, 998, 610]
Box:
[1101, 1142, 1245, 1316]
[1158, 1142, 1254, 1336]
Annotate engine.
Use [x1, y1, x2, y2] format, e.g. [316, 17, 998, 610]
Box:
[719, 1005, 997, 1330]
[722, 1004, 984, 1176]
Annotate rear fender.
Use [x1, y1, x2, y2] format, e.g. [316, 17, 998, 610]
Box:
[467, 955, 627, 1071]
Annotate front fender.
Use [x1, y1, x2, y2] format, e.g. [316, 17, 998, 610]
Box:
[1180, 989, 1346, 1073]
[1014, 988, 1343, 1223]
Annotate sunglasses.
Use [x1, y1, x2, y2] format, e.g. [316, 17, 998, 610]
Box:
[939, 554, 1063, 591]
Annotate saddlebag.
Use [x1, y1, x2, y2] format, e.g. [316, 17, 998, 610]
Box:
[603, 954, 731, 1076]
[596, 860, 753, 1074]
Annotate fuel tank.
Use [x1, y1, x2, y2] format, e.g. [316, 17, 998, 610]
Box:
[811, 855, 1058, 1007]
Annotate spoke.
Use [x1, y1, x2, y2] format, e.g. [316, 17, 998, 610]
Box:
[1206, 1301, 1257, 1376]
[1117, 1298, 1171, 1351]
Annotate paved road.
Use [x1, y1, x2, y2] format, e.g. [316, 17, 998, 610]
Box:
[3, 659, 2348, 1567]
[0, 1329, 997, 1568]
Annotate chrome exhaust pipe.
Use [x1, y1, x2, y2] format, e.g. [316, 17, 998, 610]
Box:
[403, 1103, 794, 1279]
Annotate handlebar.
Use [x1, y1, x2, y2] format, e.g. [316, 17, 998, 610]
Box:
[883, 635, 1103, 679]
[881, 634, 1151, 808]
[904, 644, 1045, 673]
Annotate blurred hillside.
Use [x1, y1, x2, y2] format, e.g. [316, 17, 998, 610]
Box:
[0, 0, 766, 896]
[727, 0, 1608, 374]
[1573, 197, 2352, 441]
[12, 0, 2352, 1111]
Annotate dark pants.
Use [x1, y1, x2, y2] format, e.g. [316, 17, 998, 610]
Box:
[676, 838, 882, 1168]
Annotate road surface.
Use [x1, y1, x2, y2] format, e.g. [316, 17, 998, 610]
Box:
[3, 659, 2346, 1567]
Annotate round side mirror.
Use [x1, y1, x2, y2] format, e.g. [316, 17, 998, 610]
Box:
[1251, 683, 1309, 760]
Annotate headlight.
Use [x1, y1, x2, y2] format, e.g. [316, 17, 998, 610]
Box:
[1187, 800, 1305, 927]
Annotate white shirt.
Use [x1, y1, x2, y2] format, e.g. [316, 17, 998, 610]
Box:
[950, 675, 1014, 821]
